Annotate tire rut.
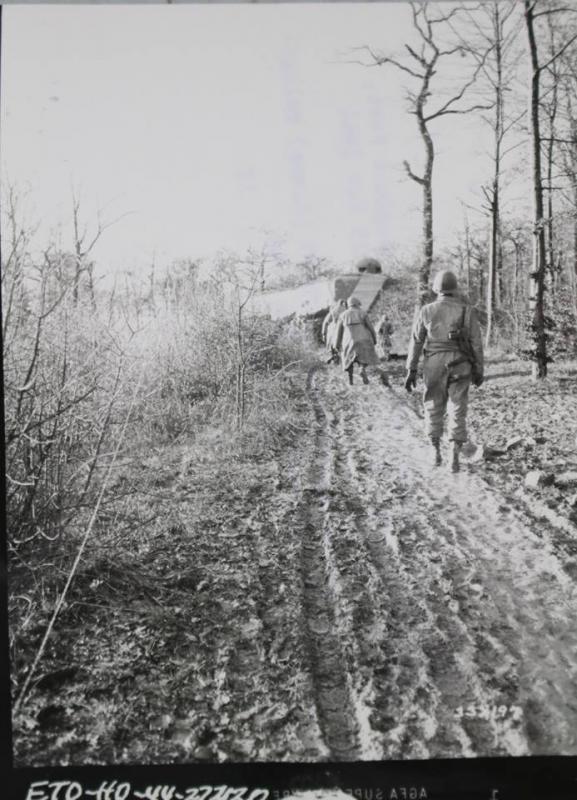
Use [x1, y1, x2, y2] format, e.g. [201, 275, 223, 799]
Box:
[311, 365, 577, 758]
[297, 367, 366, 761]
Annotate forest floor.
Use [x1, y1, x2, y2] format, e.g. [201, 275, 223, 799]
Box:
[11, 353, 577, 766]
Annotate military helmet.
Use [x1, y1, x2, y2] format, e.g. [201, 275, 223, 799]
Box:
[432, 270, 458, 294]
[348, 296, 362, 308]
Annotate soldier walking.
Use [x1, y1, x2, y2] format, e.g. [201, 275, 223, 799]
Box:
[335, 296, 384, 385]
[376, 312, 394, 361]
[404, 270, 484, 472]
[321, 299, 346, 364]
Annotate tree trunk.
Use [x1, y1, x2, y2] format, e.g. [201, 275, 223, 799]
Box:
[416, 65, 436, 307]
[421, 161, 434, 306]
[513, 240, 520, 307]
[485, 2, 503, 349]
[546, 85, 558, 295]
[569, 118, 577, 292]
[87, 263, 97, 310]
[73, 258, 81, 306]
[567, 178, 577, 305]
[478, 255, 485, 304]
[464, 217, 472, 301]
[545, 14, 561, 296]
[524, 0, 548, 380]
[236, 303, 245, 429]
[486, 190, 499, 346]
[498, 233, 505, 303]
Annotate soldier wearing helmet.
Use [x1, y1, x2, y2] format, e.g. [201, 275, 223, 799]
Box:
[335, 296, 385, 386]
[404, 270, 484, 472]
[321, 299, 347, 364]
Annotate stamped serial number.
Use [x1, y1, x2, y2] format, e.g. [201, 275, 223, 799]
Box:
[454, 703, 523, 721]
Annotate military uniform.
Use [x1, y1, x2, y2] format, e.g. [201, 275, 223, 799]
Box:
[322, 300, 346, 363]
[405, 271, 484, 471]
[376, 314, 394, 361]
[335, 297, 380, 385]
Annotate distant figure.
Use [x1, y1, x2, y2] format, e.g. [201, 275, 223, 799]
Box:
[376, 313, 394, 361]
[335, 296, 384, 386]
[321, 299, 346, 364]
[404, 270, 484, 473]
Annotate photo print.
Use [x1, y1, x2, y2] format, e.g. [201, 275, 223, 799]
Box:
[2, 1, 577, 797]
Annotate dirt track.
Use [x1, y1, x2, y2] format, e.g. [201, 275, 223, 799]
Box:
[294, 364, 577, 761]
[12, 360, 577, 767]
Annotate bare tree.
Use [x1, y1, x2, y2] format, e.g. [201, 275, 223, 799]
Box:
[523, 0, 577, 378]
[1, 186, 35, 349]
[71, 187, 128, 307]
[218, 253, 265, 429]
[562, 89, 577, 293]
[484, 2, 508, 345]
[552, 48, 577, 304]
[349, 1, 492, 305]
[236, 238, 284, 292]
[296, 255, 330, 284]
[463, 1, 522, 345]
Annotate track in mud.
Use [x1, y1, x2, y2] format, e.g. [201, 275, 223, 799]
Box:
[297, 365, 577, 761]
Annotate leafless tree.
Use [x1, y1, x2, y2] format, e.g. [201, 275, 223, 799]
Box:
[523, 0, 577, 378]
[1, 186, 37, 350]
[218, 253, 266, 429]
[562, 88, 577, 294]
[296, 255, 330, 284]
[349, 1, 492, 305]
[71, 187, 128, 307]
[454, 1, 523, 345]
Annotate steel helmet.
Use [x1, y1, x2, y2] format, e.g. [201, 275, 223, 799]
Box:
[432, 270, 458, 294]
[348, 296, 362, 308]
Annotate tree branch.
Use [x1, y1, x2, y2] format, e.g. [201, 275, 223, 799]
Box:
[423, 45, 495, 121]
[428, 4, 474, 26]
[410, 2, 430, 46]
[405, 43, 428, 69]
[403, 160, 426, 185]
[425, 101, 494, 123]
[534, 7, 577, 20]
[539, 32, 577, 74]
[346, 46, 425, 78]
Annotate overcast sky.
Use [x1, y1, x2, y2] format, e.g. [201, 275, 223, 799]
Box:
[1, 3, 525, 277]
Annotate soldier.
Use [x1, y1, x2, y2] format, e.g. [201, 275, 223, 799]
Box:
[321, 299, 346, 364]
[376, 312, 394, 361]
[404, 270, 484, 472]
[335, 296, 383, 385]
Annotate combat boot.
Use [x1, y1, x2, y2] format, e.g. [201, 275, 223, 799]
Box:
[431, 437, 442, 467]
[449, 441, 462, 473]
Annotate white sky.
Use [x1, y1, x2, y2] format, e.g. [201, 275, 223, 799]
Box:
[1, 3, 524, 277]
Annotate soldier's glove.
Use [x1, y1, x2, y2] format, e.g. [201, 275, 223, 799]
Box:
[404, 369, 417, 393]
[472, 371, 484, 387]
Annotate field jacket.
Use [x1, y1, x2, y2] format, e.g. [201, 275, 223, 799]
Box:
[406, 295, 484, 377]
[335, 307, 379, 370]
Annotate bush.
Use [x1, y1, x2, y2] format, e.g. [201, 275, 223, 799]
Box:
[4, 244, 318, 555]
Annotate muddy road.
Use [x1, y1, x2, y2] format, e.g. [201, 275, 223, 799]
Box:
[294, 364, 577, 761]
[13, 361, 577, 767]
